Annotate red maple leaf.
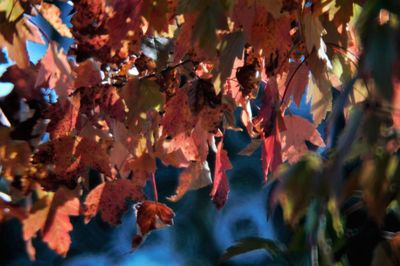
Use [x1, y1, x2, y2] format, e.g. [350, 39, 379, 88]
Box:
[133, 200, 174, 249]
[210, 139, 232, 209]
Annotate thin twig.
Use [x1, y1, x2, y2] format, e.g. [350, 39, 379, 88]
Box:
[140, 59, 194, 80]
[6, 0, 18, 21]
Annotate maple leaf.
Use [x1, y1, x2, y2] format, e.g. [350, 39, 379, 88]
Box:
[275, 154, 322, 225]
[168, 161, 212, 202]
[78, 85, 126, 122]
[133, 200, 174, 249]
[307, 53, 333, 125]
[303, 11, 325, 54]
[34, 136, 112, 187]
[282, 61, 309, 106]
[105, 0, 145, 52]
[22, 187, 80, 257]
[0, 128, 32, 180]
[261, 129, 283, 181]
[71, 0, 106, 32]
[307, 73, 332, 125]
[252, 78, 285, 180]
[35, 42, 74, 97]
[161, 85, 196, 136]
[45, 94, 80, 139]
[74, 59, 102, 88]
[122, 78, 165, 126]
[0, 0, 24, 23]
[232, 0, 291, 71]
[140, 0, 177, 33]
[0, 16, 44, 68]
[191, 1, 227, 56]
[173, 14, 195, 63]
[216, 31, 245, 94]
[166, 121, 210, 162]
[254, 78, 280, 135]
[280, 115, 325, 164]
[210, 139, 232, 209]
[84, 179, 145, 225]
[0, 64, 40, 100]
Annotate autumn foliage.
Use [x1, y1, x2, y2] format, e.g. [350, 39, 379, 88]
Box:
[1, 0, 400, 264]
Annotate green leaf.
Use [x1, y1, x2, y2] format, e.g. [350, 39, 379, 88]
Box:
[122, 78, 165, 123]
[357, 1, 397, 100]
[192, 2, 228, 55]
[221, 237, 285, 261]
[176, 0, 208, 14]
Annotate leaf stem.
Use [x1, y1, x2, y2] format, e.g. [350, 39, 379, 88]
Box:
[151, 173, 158, 202]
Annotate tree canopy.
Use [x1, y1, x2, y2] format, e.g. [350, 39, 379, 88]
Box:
[1, 0, 400, 264]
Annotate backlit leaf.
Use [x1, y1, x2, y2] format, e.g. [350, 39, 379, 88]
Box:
[210, 139, 232, 209]
[133, 200, 174, 249]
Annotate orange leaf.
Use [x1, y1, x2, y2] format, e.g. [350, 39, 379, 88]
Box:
[280, 115, 325, 164]
[22, 187, 80, 257]
[42, 188, 80, 256]
[84, 179, 145, 225]
[0, 17, 44, 68]
[35, 42, 74, 97]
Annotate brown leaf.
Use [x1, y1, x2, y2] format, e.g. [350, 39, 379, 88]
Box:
[161, 85, 196, 136]
[106, 0, 145, 51]
[303, 11, 324, 54]
[0, 64, 40, 100]
[133, 200, 174, 249]
[45, 95, 80, 139]
[34, 136, 112, 187]
[74, 59, 102, 88]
